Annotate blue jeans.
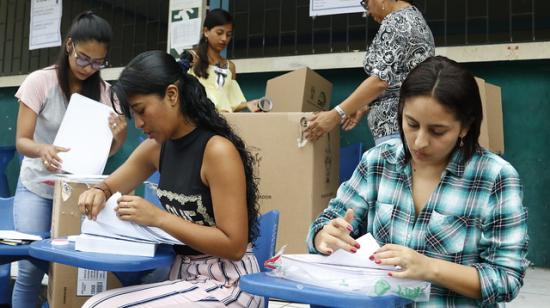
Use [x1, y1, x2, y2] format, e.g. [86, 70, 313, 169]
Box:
[11, 181, 52, 308]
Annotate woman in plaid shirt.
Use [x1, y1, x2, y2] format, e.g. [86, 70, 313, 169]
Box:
[308, 56, 528, 306]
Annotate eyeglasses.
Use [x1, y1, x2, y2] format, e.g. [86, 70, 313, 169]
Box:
[71, 43, 108, 70]
[360, 0, 368, 9]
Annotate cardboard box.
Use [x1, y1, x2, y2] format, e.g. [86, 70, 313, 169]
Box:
[265, 67, 333, 112]
[475, 77, 504, 154]
[225, 113, 339, 253]
[49, 180, 122, 308]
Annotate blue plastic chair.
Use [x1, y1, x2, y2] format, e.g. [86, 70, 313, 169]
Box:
[0, 146, 16, 197]
[339, 143, 364, 184]
[252, 210, 280, 308]
[0, 196, 15, 305]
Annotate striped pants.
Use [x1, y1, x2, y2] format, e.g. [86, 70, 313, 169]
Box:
[82, 247, 263, 308]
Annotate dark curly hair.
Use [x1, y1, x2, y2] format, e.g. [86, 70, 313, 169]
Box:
[112, 50, 260, 244]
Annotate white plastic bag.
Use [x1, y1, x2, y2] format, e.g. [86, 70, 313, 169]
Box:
[265, 250, 431, 302]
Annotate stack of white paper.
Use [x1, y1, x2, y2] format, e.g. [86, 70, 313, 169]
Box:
[75, 234, 157, 257]
[0, 230, 42, 246]
[281, 233, 396, 271]
[76, 193, 184, 257]
[53, 93, 113, 175]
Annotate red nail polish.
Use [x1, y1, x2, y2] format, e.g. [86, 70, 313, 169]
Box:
[388, 272, 393, 277]
[351, 248, 357, 253]
[355, 243, 361, 249]
[369, 255, 374, 261]
[375, 260, 381, 264]
[346, 225, 353, 232]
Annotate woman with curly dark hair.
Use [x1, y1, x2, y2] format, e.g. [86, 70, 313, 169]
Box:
[78, 50, 262, 307]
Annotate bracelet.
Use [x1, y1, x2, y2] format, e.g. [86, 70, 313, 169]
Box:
[92, 181, 113, 200]
[334, 105, 347, 120]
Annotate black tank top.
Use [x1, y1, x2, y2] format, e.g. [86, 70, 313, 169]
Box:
[157, 128, 216, 255]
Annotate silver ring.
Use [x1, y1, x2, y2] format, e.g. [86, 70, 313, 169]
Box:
[43, 160, 49, 166]
[113, 122, 117, 128]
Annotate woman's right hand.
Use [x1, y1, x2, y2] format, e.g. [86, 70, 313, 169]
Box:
[305, 110, 341, 141]
[313, 209, 360, 255]
[39, 144, 69, 172]
[246, 99, 260, 112]
[78, 188, 107, 220]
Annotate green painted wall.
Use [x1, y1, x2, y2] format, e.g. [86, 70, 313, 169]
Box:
[1, 59, 548, 267]
[238, 60, 550, 268]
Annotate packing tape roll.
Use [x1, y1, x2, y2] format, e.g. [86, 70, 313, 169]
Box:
[258, 97, 273, 112]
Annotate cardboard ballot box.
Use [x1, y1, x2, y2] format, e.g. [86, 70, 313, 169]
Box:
[49, 180, 122, 308]
[265, 67, 333, 112]
[225, 113, 339, 253]
[475, 77, 504, 154]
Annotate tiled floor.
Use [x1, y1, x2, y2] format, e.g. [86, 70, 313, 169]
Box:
[267, 267, 550, 307]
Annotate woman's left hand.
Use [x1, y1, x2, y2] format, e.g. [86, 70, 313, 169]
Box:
[372, 244, 434, 280]
[341, 105, 369, 131]
[115, 195, 166, 227]
[109, 113, 127, 142]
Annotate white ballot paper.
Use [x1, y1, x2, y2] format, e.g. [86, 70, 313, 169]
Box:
[284, 233, 395, 270]
[53, 93, 113, 175]
[81, 192, 183, 245]
[0, 230, 43, 241]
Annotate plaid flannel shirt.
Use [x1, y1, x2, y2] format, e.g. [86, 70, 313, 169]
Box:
[307, 141, 528, 307]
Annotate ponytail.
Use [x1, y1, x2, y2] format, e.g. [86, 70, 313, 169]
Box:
[192, 38, 210, 79]
[177, 63, 260, 244]
[55, 11, 112, 102]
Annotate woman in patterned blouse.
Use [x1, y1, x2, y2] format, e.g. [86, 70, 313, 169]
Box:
[308, 56, 528, 306]
[306, 0, 434, 145]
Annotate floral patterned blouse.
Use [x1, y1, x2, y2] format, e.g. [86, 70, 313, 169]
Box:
[364, 5, 435, 140]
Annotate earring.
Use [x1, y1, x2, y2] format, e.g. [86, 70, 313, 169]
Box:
[458, 137, 464, 148]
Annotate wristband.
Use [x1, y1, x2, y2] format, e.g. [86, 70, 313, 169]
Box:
[92, 181, 113, 200]
[334, 105, 347, 120]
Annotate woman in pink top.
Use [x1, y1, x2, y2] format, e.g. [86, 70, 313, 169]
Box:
[12, 11, 127, 308]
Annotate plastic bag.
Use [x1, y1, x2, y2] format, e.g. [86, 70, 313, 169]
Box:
[265, 248, 431, 302]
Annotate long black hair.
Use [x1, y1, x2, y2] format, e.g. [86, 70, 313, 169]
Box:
[112, 50, 260, 243]
[192, 9, 233, 79]
[55, 11, 112, 102]
[398, 56, 483, 163]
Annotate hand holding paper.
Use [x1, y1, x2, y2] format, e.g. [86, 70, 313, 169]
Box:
[81, 192, 182, 245]
[313, 208, 359, 255]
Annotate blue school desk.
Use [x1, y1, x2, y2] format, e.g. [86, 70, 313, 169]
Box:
[0, 244, 49, 272]
[29, 239, 175, 286]
[0, 244, 32, 264]
[240, 272, 412, 308]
